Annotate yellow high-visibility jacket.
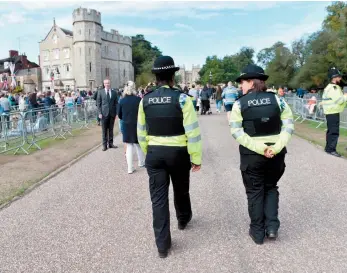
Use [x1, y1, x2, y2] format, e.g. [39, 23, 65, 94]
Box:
[137, 85, 202, 165]
[321, 83, 347, 115]
[230, 95, 294, 155]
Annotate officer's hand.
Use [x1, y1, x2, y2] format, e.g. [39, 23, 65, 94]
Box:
[191, 164, 201, 172]
[264, 147, 274, 158]
[99, 114, 102, 119]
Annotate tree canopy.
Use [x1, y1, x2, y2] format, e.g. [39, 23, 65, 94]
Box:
[197, 2, 347, 89]
[132, 34, 162, 87]
[198, 47, 254, 85]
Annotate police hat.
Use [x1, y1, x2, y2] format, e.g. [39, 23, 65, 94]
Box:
[328, 67, 342, 79]
[151, 56, 180, 74]
[235, 64, 269, 83]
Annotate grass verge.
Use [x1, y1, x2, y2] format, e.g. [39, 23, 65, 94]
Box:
[294, 117, 347, 157]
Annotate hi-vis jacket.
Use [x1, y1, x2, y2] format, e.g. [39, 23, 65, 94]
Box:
[321, 83, 347, 115]
[137, 85, 202, 165]
[230, 92, 294, 156]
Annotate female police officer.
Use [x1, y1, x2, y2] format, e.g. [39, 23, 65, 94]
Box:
[229, 64, 294, 245]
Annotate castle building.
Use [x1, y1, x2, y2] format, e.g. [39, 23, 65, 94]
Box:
[39, 7, 134, 91]
[177, 64, 201, 87]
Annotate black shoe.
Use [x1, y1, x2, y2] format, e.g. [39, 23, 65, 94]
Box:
[266, 230, 278, 240]
[249, 230, 264, 245]
[102, 146, 107, 151]
[158, 240, 172, 258]
[178, 215, 192, 230]
[326, 151, 341, 157]
[108, 144, 118, 149]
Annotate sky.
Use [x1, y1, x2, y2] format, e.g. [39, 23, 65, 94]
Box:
[0, 0, 331, 70]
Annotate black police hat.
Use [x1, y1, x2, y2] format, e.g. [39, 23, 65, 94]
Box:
[328, 67, 342, 79]
[235, 64, 269, 83]
[151, 56, 180, 74]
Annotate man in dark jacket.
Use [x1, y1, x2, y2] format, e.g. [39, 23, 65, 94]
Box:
[97, 79, 119, 151]
[200, 85, 211, 115]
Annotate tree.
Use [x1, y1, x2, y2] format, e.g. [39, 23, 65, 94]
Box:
[291, 38, 311, 68]
[230, 47, 255, 72]
[132, 34, 162, 86]
[198, 48, 255, 85]
[257, 42, 295, 87]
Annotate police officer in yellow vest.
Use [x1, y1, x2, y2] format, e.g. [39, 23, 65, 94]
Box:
[230, 64, 294, 245]
[319, 67, 347, 157]
[137, 56, 202, 258]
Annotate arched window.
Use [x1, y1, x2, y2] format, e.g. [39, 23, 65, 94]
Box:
[123, 49, 126, 58]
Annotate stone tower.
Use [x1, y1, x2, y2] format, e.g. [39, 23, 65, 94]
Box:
[72, 8, 102, 90]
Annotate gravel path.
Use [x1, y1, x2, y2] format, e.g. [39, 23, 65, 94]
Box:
[1, 106, 347, 273]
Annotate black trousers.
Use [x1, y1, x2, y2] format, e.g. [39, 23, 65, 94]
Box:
[201, 100, 209, 114]
[240, 153, 286, 241]
[101, 115, 115, 147]
[145, 145, 192, 251]
[325, 113, 340, 153]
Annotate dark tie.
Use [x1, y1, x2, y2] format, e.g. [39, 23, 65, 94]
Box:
[107, 90, 110, 101]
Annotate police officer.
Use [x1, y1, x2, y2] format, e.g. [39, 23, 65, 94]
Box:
[319, 67, 347, 157]
[230, 64, 294, 245]
[137, 56, 202, 258]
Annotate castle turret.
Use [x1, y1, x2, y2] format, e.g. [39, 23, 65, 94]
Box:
[72, 8, 102, 90]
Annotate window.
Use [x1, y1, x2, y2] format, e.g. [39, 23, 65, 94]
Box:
[90, 62, 91, 73]
[79, 29, 81, 35]
[79, 48, 82, 56]
[46, 67, 49, 75]
[89, 29, 91, 38]
[123, 49, 125, 58]
[52, 34, 58, 44]
[89, 47, 91, 56]
[63, 48, 70, 59]
[123, 69, 126, 77]
[53, 48, 59, 59]
[105, 67, 109, 77]
[65, 64, 70, 72]
[43, 51, 49, 61]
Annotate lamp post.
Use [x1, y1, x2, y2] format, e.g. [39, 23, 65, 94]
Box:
[209, 71, 212, 85]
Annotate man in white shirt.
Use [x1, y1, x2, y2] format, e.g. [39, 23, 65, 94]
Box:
[188, 84, 199, 111]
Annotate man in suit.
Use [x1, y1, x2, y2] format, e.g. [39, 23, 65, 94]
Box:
[97, 78, 118, 151]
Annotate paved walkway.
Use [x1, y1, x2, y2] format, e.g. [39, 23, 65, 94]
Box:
[1, 105, 347, 273]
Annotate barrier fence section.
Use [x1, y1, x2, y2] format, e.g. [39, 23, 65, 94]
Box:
[285, 95, 347, 129]
[0, 101, 98, 155]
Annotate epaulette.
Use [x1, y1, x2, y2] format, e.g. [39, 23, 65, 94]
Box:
[143, 90, 154, 96]
[266, 90, 277, 94]
[235, 93, 247, 101]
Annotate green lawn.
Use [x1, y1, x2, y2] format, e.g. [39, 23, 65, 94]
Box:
[294, 117, 347, 157]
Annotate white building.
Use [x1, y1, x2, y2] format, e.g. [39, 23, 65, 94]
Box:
[177, 64, 201, 87]
[39, 7, 134, 91]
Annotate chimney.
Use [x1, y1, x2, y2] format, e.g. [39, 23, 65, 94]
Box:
[21, 54, 28, 68]
[9, 50, 19, 57]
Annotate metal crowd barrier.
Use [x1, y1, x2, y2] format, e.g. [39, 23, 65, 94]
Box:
[285, 96, 347, 129]
[0, 101, 98, 155]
